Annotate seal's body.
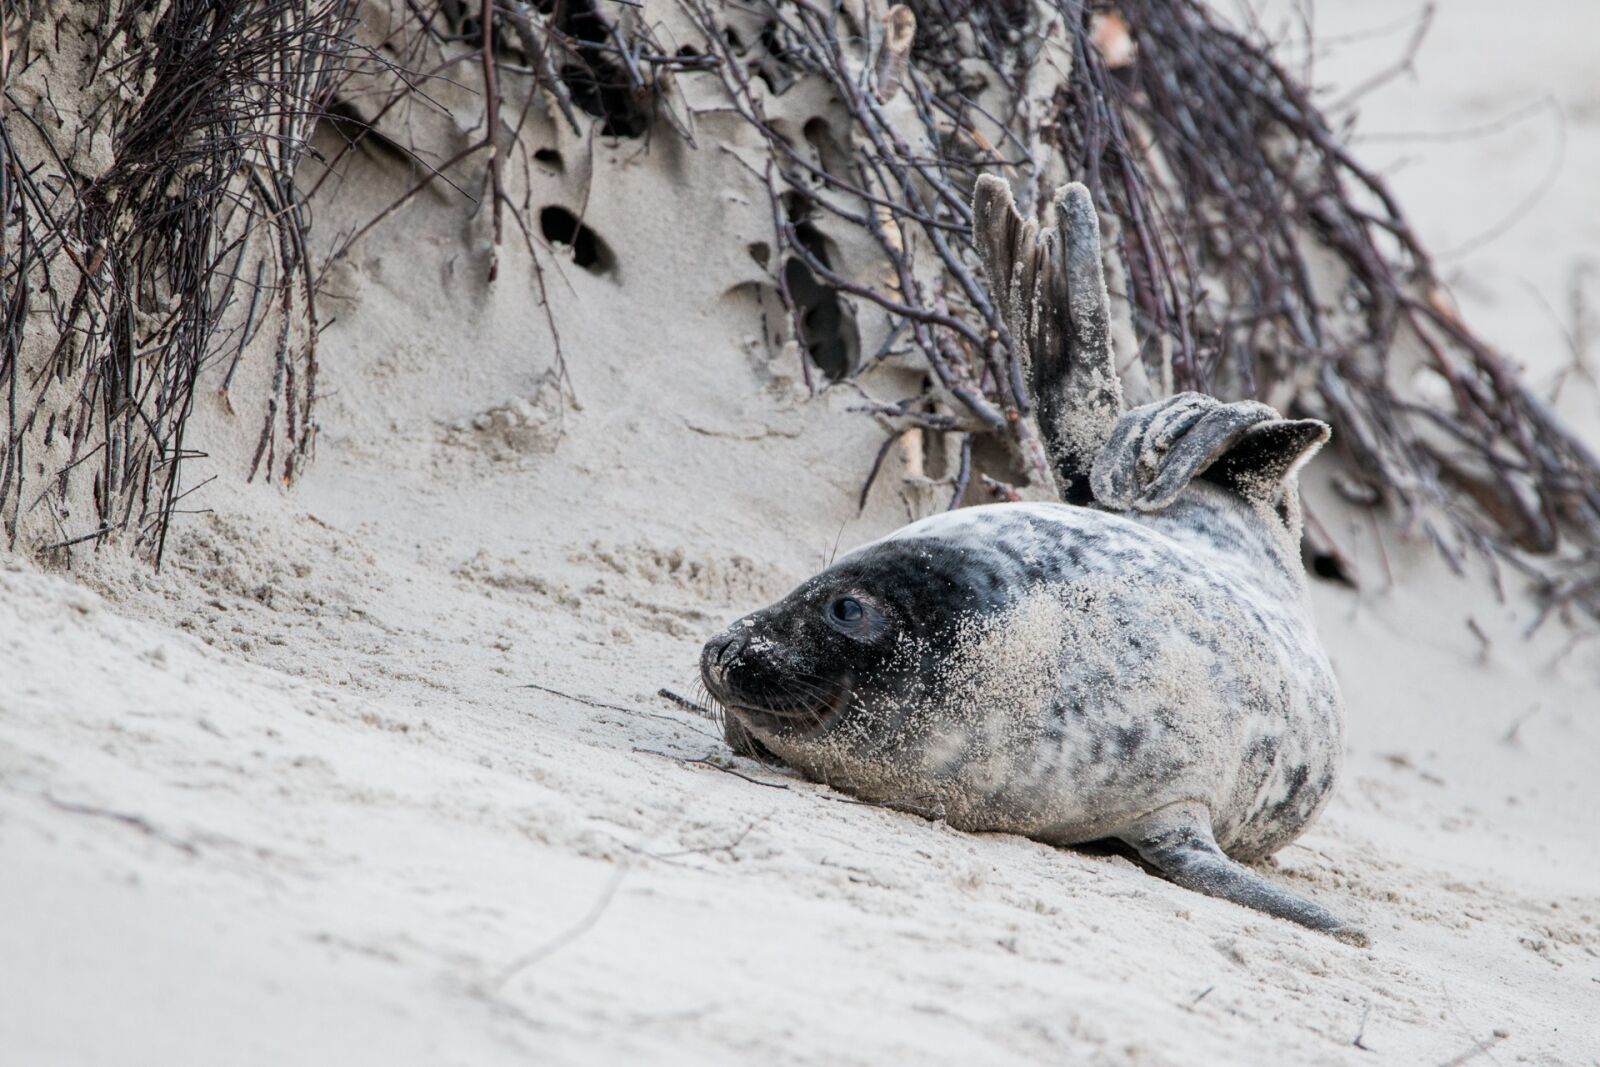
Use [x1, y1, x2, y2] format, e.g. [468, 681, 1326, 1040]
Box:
[749, 489, 1338, 861]
[701, 179, 1362, 940]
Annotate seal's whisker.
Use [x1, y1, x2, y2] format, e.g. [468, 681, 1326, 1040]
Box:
[767, 676, 836, 703]
[771, 680, 853, 734]
[769, 683, 826, 715]
[691, 682, 728, 730]
[659, 685, 720, 723]
[732, 672, 837, 709]
[767, 673, 849, 706]
[775, 681, 848, 725]
[826, 518, 849, 568]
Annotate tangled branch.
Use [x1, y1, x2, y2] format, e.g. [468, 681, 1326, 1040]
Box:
[6, 0, 1598, 622]
[671, 0, 1600, 615]
[2, 0, 359, 562]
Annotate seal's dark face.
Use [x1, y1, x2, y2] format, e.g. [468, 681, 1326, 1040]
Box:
[700, 537, 1013, 739]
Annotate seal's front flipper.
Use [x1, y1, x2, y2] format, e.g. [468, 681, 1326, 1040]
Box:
[1123, 804, 1368, 945]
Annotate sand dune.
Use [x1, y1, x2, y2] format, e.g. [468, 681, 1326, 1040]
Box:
[2, 1, 1597, 1063]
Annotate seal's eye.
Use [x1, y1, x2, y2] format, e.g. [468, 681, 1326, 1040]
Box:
[826, 596, 865, 630]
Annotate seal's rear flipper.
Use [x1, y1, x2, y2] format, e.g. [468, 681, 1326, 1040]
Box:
[1204, 417, 1330, 502]
[972, 177, 1124, 503]
[1123, 804, 1368, 945]
[1091, 392, 1329, 522]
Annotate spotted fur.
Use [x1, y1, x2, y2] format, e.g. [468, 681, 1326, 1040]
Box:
[699, 181, 1359, 941]
[704, 486, 1338, 853]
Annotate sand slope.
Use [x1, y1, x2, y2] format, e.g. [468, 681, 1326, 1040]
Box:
[3, 1, 1598, 1063]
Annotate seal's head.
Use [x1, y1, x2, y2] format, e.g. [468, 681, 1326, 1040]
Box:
[700, 535, 1010, 742]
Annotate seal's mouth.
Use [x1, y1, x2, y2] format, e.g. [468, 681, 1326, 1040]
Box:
[725, 680, 854, 740]
[700, 623, 854, 740]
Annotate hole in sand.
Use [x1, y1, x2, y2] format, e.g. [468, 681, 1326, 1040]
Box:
[803, 117, 850, 179]
[1306, 549, 1354, 586]
[546, 0, 649, 137]
[540, 207, 613, 274]
[780, 196, 858, 380]
[437, 0, 646, 138]
[752, 21, 799, 95]
[560, 61, 648, 138]
[533, 147, 563, 171]
[783, 257, 856, 380]
[718, 281, 789, 379]
[960, 432, 1032, 504]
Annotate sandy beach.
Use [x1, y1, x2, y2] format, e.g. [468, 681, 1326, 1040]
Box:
[2, 1, 1597, 1063]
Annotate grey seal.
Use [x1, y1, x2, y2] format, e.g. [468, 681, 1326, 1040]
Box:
[700, 177, 1360, 942]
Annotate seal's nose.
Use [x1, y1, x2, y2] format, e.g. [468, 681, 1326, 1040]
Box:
[701, 626, 751, 693]
[705, 628, 749, 669]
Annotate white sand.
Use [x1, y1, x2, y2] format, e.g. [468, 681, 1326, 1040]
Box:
[3, 1, 1598, 1064]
